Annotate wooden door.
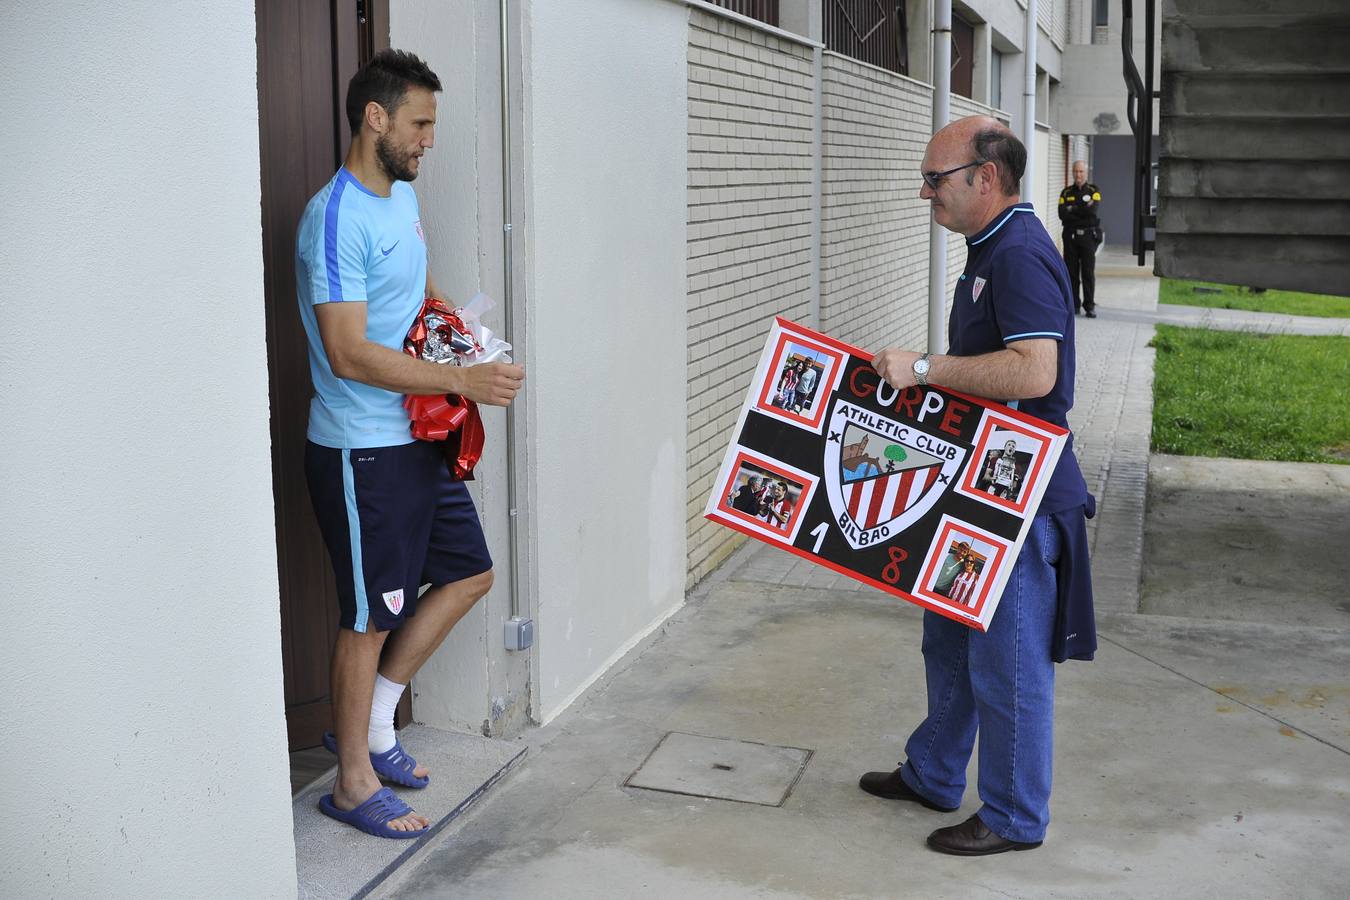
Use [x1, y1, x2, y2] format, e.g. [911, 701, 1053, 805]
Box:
[256, 0, 399, 751]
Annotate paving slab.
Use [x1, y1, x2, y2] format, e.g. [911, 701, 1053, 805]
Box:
[375, 580, 1350, 900]
[1146, 303, 1350, 337]
[293, 725, 525, 899]
[626, 731, 811, 806]
[1143, 455, 1350, 627]
[1098, 611, 1350, 749]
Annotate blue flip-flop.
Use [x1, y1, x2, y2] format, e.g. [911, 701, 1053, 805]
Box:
[318, 788, 427, 840]
[321, 731, 430, 789]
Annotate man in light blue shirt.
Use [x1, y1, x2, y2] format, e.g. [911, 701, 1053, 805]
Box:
[296, 49, 525, 839]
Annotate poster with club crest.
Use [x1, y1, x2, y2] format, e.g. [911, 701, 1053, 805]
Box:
[704, 318, 1069, 631]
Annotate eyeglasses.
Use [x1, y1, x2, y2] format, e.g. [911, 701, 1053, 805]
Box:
[922, 160, 984, 190]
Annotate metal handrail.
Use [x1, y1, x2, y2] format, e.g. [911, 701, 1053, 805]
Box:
[1121, 2, 1144, 134]
[1121, 0, 1156, 264]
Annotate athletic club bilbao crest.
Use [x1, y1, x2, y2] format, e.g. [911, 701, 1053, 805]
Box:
[824, 401, 966, 549]
[382, 588, 405, 615]
[972, 276, 987, 302]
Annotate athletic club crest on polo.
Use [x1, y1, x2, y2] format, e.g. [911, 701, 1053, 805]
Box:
[824, 400, 966, 549]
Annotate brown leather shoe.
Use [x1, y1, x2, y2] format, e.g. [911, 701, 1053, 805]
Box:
[927, 814, 1043, 856]
[858, 766, 959, 812]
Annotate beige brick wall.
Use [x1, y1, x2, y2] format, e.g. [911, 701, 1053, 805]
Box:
[819, 53, 933, 355]
[684, 12, 1062, 589]
[685, 8, 816, 587]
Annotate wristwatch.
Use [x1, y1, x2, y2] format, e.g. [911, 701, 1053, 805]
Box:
[912, 353, 932, 386]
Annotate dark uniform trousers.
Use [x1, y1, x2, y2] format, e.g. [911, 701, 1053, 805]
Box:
[1058, 182, 1102, 313]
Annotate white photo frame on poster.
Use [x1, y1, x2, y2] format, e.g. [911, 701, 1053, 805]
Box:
[707, 448, 818, 546]
[954, 409, 1063, 517]
[912, 515, 1014, 627]
[752, 325, 848, 434]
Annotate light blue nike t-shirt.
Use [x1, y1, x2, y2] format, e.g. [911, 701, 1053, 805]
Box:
[296, 168, 427, 449]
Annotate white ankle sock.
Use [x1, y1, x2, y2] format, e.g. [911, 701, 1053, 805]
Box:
[368, 673, 405, 754]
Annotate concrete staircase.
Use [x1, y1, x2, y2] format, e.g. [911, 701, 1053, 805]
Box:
[1155, 0, 1350, 294]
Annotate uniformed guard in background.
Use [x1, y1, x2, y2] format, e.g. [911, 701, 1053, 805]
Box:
[1057, 161, 1102, 318]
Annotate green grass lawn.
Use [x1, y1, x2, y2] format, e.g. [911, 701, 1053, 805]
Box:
[1150, 325, 1350, 464]
[1158, 278, 1350, 318]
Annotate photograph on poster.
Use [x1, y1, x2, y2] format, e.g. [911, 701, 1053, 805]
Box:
[754, 332, 846, 431]
[914, 517, 1010, 615]
[717, 451, 815, 542]
[958, 414, 1053, 515]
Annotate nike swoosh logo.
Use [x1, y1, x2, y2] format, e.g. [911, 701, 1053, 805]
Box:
[381, 241, 399, 256]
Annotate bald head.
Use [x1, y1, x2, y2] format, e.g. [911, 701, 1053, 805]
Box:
[932, 115, 1008, 150]
[920, 116, 1027, 236]
[931, 116, 1025, 196]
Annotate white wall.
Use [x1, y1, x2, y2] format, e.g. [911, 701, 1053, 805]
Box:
[524, 0, 689, 722]
[1035, 122, 1053, 227]
[389, 0, 514, 737]
[0, 3, 295, 897]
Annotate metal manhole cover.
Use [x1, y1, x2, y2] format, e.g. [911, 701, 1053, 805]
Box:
[624, 732, 812, 807]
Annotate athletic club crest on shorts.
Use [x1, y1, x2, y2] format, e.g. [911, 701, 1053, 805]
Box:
[382, 588, 405, 615]
[824, 401, 966, 549]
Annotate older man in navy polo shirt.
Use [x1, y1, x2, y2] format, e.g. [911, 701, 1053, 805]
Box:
[859, 116, 1095, 856]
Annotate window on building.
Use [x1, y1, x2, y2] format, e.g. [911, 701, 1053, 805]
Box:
[990, 50, 1003, 110]
[706, 0, 779, 26]
[1092, 0, 1109, 44]
[823, 1, 910, 76]
[951, 14, 974, 99]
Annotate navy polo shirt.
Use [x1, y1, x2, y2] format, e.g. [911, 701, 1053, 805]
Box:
[949, 203, 1088, 514]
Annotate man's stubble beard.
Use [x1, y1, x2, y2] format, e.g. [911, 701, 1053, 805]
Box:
[376, 133, 418, 182]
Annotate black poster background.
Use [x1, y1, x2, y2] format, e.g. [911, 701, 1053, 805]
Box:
[706, 319, 1068, 629]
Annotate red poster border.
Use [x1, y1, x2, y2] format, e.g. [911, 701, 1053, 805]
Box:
[703, 318, 1075, 632]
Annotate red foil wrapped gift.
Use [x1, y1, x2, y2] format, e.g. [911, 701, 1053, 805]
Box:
[403, 297, 485, 480]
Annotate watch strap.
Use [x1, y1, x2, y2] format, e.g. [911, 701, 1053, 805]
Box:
[913, 352, 931, 386]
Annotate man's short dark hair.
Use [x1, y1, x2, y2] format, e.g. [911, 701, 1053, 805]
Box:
[969, 128, 1026, 195]
[345, 49, 442, 135]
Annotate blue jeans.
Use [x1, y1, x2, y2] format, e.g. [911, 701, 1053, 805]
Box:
[900, 514, 1061, 842]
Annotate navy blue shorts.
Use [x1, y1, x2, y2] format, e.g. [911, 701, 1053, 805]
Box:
[304, 439, 493, 633]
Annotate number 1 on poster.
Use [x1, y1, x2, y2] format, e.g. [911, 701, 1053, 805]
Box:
[809, 521, 829, 554]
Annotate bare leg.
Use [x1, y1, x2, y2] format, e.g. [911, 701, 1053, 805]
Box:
[329, 628, 428, 831]
[372, 569, 495, 780]
[381, 570, 494, 683]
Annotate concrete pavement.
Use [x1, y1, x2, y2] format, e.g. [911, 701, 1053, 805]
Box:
[366, 270, 1350, 899]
